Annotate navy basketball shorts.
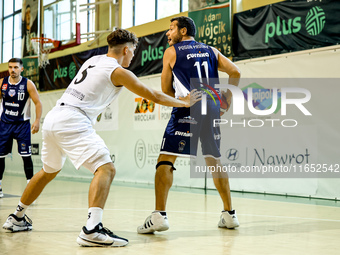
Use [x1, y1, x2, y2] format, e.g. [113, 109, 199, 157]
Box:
[0, 120, 31, 157]
[160, 100, 221, 158]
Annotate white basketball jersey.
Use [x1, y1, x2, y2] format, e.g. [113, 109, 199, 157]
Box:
[57, 55, 123, 124]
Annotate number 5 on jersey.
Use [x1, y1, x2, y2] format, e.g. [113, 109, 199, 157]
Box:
[74, 65, 96, 85]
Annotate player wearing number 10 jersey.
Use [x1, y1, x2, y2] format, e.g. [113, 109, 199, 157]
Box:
[137, 16, 241, 234]
[0, 58, 42, 198]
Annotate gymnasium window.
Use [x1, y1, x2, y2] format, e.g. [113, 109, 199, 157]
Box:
[121, 0, 188, 28]
[43, 0, 78, 44]
[0, 0, 22, 63]
[77, 0, 96, 42]
[1, 0, 188, 62]
[0, 0, 96, 62]
[44, 0, 96, 44]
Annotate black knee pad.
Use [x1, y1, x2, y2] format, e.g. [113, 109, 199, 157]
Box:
[156, 161, 176, 171]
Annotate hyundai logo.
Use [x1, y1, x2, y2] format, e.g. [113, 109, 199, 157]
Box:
[225, 148, 239, 161]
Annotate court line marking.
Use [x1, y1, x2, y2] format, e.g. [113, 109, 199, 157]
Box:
[23, 207, 340, 223]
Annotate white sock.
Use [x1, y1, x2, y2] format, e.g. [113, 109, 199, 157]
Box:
[153, 210, 167, 217]
[86, 207, 103, 230]
[27, 179, 30, 184]
[14, 201, 29, 218]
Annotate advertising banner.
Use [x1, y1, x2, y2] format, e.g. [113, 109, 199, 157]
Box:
[233, 0, 340, 60]
[41, 55, 79, 91]
[189, 0, 229, 11]
[0, 70, 9, 79]
[40, 46, 107, 91]
[41, 31, 168, 90]
[22, 0, 39, 57]
[6, 74, 340, 198]
[133, 97, 172, 130]
[189, 1, 232, 57]
[22, 57, 39, 88]
[128, 31, 168, 77]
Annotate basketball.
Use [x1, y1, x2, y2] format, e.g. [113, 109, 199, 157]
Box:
[220, 93, 229, 116]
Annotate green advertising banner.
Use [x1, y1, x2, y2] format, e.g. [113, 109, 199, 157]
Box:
[22, 57, 39, 89]
[232, 0, 340, 60]
[189, 1, 232, 57]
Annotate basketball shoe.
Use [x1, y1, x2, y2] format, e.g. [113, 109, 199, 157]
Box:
[137, 211, 169, 234]
[0, 187, 3, 198]
[218, 210, 240, 229]
[77, 222, 128, 247]
[3, 214, 33, 232]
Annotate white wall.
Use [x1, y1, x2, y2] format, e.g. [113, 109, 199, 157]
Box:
[222, 46, 340, 199]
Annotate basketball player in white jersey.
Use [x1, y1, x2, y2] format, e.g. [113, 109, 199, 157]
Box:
[3, 29, 201, 247]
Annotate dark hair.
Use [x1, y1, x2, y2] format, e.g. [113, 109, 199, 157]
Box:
[8, 58, 23, 66]
[107, 28, 138, 48]
[170, 16, 196, 37]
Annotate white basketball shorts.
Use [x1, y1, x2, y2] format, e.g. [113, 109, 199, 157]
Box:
[41, 106, 112, 173]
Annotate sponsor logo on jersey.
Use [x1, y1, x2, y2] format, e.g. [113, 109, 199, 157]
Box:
[187, 52, 209, 60]
[8, 89, 16, 97]
[65, 87, 85, 101]
[2, 84, 8, 90]
[178, 116, 198, 125]
[178, 140, 186, 152]
[178, 44, 209, 51]
[175, 131, 193, 137]
[4, 102, 20, 107]
[19, 85, 25, 90]
[5, 109, 19, 116]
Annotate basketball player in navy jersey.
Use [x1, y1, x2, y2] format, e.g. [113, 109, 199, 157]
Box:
[3, 29, 201, 247]
[137, 16, 241, 234]
[0, 58, 42, 198]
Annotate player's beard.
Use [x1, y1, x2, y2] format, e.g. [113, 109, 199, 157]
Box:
[170, 31, 183, 45]
[10, 72, 19, 79]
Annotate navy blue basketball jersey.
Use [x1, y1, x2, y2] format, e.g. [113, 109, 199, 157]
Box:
[160, 41, 221, 157]
[172, 40, 219, 98]
[1, 76, 31, 123]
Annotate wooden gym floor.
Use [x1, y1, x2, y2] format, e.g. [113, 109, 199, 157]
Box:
[0, 174, 339, 255]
